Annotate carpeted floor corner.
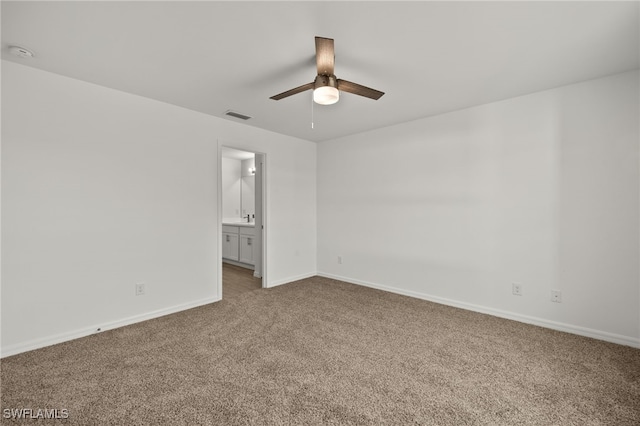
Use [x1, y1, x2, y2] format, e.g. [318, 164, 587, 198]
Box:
[2, 276, 639, 425]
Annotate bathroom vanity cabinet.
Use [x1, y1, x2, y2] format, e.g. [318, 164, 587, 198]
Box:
[222, 224, 255, 266]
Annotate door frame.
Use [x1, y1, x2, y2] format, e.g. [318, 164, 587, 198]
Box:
[217, 143, 267, 299]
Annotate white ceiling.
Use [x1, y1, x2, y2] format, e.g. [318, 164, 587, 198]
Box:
[2, 1, 638, 143]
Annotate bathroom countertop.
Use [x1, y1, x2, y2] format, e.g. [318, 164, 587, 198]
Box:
[222, 221, 255, 228]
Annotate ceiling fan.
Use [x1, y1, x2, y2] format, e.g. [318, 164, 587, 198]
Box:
[270, 36, 384, 105]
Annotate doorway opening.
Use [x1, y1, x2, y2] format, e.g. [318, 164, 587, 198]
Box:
[219, 146, 266, 299]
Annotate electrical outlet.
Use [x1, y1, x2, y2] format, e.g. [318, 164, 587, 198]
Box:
[512, 283, 523, 296]
[551, 290, 562, 303]
[338, 256, 343, 264]
[135, 283, 145, 296]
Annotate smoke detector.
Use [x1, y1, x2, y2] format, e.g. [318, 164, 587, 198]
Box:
[9, 46, 34, 58]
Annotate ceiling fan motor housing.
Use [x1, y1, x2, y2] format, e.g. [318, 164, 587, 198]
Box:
[314, 74, 338, 90]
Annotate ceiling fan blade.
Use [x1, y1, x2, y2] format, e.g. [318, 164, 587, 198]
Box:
[270, 82, 314, 100]
[337, 79, 385, 100]
[315, 36, 335, 76]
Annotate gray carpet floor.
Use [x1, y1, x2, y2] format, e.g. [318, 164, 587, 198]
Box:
[1, 276, 639, 425]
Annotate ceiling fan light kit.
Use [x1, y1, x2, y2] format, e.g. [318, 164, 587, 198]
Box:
[270, 36, 384, 106]
[313, 75, 339, 105]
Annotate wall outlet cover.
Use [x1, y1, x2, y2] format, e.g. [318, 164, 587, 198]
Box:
[135, 283, 146, 296]
[512, 283, 523, 296]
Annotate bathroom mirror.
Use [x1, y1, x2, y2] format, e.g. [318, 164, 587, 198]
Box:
[241, 175, 255, 219]
[221, 147, 255, 222]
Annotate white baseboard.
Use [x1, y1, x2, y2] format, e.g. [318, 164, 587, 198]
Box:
[267, 272, 317, 288]
[317, 272, 640, 349]
[222, 259, 254, 270]
[1, 296, 221, 358]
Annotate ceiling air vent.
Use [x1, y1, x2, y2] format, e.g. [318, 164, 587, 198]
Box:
[224, 110, 252, 121]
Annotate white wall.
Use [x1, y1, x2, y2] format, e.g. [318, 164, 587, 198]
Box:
[217, 133, 317, 288]
[1, 61, 317, 356]
[3, 58, 635, 355]
[241, 157, 256, 178]
[318, 70, 640, 347]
